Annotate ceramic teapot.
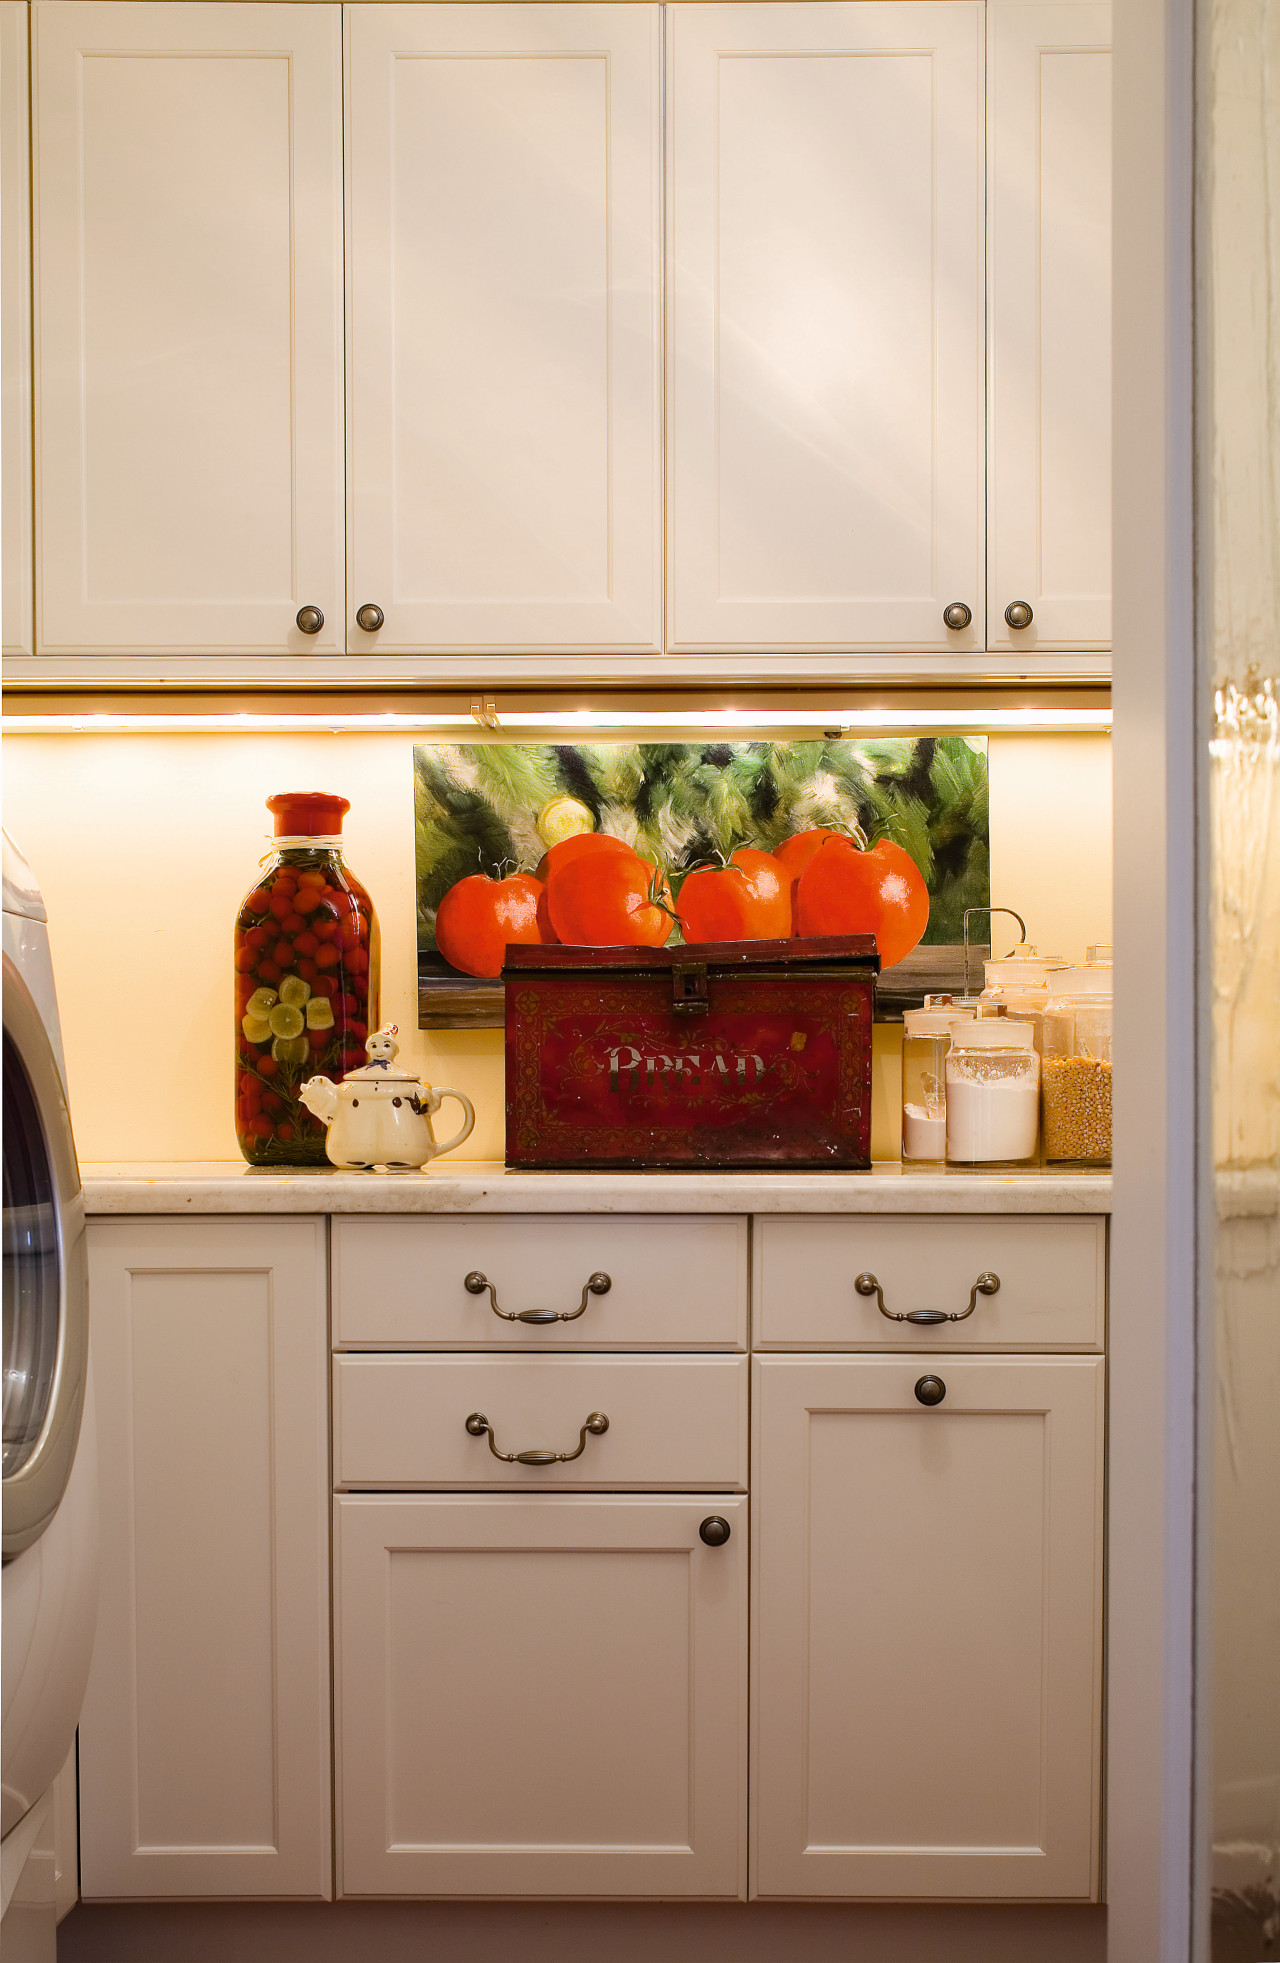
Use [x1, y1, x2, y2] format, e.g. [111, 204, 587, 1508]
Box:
[299, 1025, 475, 1171]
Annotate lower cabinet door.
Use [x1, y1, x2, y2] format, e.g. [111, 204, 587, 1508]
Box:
[79, 1219, 331, 1899]
[336, 1494, 746, 1898]
[752, 1356, 1103, 1900]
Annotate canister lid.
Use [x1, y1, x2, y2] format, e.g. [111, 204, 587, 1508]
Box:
[1048, 944, 1114, 997]
[950, 1018, 1038, 1050]
[904, 993, 978, 1037]
[983, 945, 1068, 988]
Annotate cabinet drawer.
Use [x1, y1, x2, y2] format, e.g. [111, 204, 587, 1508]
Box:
[754, 1216, 1105, 1351]
[333, 1355, 748, 1491]
[332, 1215, 747, 1351]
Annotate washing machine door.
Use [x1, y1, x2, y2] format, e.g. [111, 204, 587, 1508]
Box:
[2, 954, 87, 1558]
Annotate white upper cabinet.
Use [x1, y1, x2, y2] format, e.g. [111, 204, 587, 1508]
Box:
[2, 2, 33, 660]
[666, 4, 985, 656]
[986, 0, 1111, 651]
[344, 5, 663, 656]
[31, 3, 345, 658]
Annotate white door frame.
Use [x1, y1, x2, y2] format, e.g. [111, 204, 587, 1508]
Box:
[1108, 0, 1199, 1953]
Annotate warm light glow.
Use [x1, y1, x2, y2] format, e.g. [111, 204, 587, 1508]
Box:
[1, 706, 1112, 736]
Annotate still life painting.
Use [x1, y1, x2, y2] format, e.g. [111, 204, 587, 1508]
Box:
[415, 738, 990, 1026]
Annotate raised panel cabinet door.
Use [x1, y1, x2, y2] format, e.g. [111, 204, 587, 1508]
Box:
[345, 5, 662, 654]
[336, 1495, 746, 1897]
[752, 1355, 1103, 1899]
[667, 3, 984, 655]
[32, 3, 345, 657]
[78, 1219, 331, 1899]
[2, 3, 32, 661]
[987, 0, 1112, 651]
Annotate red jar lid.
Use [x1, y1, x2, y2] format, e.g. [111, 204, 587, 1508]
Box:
[265, 792, 351, 836]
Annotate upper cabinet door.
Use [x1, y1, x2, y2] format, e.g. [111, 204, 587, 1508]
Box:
[987, 0, 1111, 651]
[2, 3, 33, 661]
[667, 4, 984, 656]
[32, 3, 345, 658]
[344, 5, 662, 656]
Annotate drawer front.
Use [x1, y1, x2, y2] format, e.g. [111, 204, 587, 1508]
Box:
[333, 1355, 749, 1491]
[333, 1215, 748, 1351]
[754, 1216, 1105, 1351]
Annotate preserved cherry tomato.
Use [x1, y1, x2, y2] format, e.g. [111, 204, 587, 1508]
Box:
[233, 792, 380, 1167]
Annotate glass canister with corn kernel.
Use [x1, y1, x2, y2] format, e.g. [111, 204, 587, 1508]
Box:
[233, 792, 381, 1166]
[1040, 945, 1112, 1165]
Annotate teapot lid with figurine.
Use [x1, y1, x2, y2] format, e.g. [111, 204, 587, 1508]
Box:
[338, 1025, 421, 1085]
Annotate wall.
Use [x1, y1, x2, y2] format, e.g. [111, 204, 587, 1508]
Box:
[2, 731, 1111, 1163]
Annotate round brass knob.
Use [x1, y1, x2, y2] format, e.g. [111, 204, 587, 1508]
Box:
[942, 602, 972, 631]
[295, 605, 324, 635]
[356, 603, 385, 633]
[1004, 600, 1034, 630]
[699, 1516, 731, 1547]
[914, 1375, 947, 1407]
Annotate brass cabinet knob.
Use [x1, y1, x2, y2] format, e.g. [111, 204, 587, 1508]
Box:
[699, 1516, 731, 1546]
[942, 602, 972, 631]
[914, 1375, 947, 1407]
[355, 603, 385, 632]
[1004, 600, 1034, 630]
[295, 605, 324, 634]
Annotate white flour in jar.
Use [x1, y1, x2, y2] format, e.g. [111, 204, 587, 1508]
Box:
[945, 1070, 1039, 1162]
[902, 1103, 947, 1158]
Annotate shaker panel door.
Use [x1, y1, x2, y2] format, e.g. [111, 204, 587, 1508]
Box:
[78, 1219, 332, 1899]
[32, 3, 345, 656]
[345, 5, 662, 654]
[336, 1495, 746, 1897]
[2, 2, 33, 660]
[667, 3, 984, 654]
[987, 0, 1112, 651]
[752, 1355, 1103, 1899]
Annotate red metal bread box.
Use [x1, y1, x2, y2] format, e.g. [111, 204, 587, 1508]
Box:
[504, 935, 878, 1171]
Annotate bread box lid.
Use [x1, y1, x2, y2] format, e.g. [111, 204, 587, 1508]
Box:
[503, 933, 880, 977]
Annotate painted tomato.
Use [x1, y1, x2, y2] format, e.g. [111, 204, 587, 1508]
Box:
[534, 832, 634, 884]
[773, 827, 852, 919]
[435, 872, 546, 978]
[546, 851, 673, 948]
[794, 836, 930, 967]
[675, 848, 791, 943]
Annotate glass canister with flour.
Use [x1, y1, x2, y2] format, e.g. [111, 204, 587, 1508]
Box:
[945, 1019, 1041, 1165]
[901, 995, 976, 1162]
[1040, 946, 1113, 1165]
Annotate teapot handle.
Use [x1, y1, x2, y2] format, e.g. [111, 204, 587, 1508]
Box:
[427, 1088, 475, 1159]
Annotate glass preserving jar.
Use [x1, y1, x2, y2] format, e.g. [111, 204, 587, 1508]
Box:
[978, 946, 1068, 1047]
[1040, 944, 1113, 1165]
[233, 793, 381, 1167]
[945, 1019, 1041, 1165]
[901, 995, 975, 1162]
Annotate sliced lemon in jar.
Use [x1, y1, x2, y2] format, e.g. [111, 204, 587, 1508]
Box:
[268, 1002, 305, 1040]
[246, 987, 279, 1019]
[278, 975, 312, 1008]
[271, 1034, 309, 1067]
[241, 1014, 273, 1045]
[305, 998, 334, 1031]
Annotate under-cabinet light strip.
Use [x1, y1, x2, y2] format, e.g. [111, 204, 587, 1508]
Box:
[2, 706, 1112, 735]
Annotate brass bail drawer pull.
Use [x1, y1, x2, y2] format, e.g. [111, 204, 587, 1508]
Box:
[855, 1270, 1000, 1325]
[464, 1270, 611, 1325]
[464, 1411, 610, 1465]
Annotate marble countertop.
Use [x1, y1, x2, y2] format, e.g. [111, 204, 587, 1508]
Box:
[81, 1160, 1112, 1216]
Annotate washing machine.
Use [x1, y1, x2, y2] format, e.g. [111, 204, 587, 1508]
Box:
[2, 832, 98, 1958]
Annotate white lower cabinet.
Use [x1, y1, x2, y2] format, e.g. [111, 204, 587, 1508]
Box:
[78, 1219, 332, 1899]
[751, 1354, 1104, 1900]
[335, 1494, 747, 1898]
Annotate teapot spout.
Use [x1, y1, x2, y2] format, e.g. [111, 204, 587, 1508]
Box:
[298, 1076, 339, 1126]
